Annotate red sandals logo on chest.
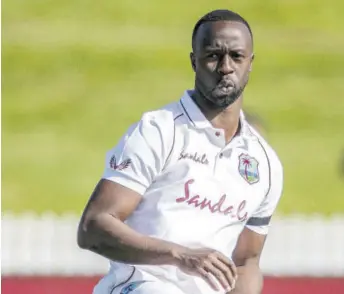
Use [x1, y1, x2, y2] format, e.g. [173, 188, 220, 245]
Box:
[176, 179, 248, 222]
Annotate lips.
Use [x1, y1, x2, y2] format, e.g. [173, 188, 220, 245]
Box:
[219, 79, 234, 88]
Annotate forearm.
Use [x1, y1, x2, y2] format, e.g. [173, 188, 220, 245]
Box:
[231, 263, 263, 294]
[78, 212, 185, 265]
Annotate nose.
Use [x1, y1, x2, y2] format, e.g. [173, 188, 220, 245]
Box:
[218, 55, 234, 75]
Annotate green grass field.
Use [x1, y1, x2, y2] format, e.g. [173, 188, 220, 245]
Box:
[3, 0, 344, 215]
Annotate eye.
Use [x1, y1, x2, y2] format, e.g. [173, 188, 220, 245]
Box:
[231, 52, 244, 61]
[207, 53, 219, 60]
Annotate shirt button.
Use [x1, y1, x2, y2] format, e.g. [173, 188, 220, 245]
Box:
[215, 131, 221, 137]
[219, 153, 223, 158]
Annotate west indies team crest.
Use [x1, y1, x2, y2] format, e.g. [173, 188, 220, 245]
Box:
[238, 153, 259, 184]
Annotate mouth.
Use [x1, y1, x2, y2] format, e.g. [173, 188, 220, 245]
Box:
[219, 79, 235, 88]
[216, 80, 234, 93]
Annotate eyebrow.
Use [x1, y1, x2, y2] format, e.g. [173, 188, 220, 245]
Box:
[203, 46, 247, 53]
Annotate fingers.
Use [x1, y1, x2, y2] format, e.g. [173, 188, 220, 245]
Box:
[203, 262, 231, 291]
[211, 258, 236, 290]
[179, 248, 237, 293]
[198, 267, 220, 292]
[216, 252, 238, 280]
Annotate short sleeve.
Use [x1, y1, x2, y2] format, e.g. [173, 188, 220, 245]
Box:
[102, 111, 174, 195]
[245, 152, 283, 235]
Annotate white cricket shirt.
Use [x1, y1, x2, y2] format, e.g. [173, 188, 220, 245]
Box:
[101, 90, 283, 294]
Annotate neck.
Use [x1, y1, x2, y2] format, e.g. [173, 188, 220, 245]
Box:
[191, 90, 242, 142]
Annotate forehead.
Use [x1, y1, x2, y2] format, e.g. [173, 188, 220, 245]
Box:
[194, 21, 253, 52]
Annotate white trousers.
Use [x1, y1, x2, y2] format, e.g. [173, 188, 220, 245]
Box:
[93, 266, 185, 294]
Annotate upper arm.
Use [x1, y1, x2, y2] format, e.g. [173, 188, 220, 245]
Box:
[233, 151, 283, 265]
[81, 179, 143, 224]
[232, 227, 267, 266]
[80, 111, 174, 224]
[245, 151, 283, 235]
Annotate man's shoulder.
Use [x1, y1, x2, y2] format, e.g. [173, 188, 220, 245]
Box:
[138, 100, 183, 128]
[247, 124, 283, 172]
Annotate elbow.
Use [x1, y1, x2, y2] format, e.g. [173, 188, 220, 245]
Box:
[77, 230, 89, 250]
[77, 219, 90, 249]
[77, 215, 98, 250]
[233, 254, 261, 268]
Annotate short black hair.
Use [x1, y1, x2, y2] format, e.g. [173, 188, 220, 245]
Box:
[192, 9, 253, 51]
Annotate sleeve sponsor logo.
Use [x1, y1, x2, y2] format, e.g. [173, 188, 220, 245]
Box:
[109, 155, 132, 171]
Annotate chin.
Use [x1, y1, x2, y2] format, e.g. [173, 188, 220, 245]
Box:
[204, 96, 231, 108]
[209, 93, 237, 108]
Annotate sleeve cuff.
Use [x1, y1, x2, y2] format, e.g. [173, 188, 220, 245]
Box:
[245, 225, 269, 235]
[102, 173, 147, 195]
[245, 216, 272, 235]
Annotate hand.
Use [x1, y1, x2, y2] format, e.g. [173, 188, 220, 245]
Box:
[175, 247, 237, 292]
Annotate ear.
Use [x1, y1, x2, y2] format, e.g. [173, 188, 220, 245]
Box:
[249, 54, 255, 72]
[190, 52, 196, 72]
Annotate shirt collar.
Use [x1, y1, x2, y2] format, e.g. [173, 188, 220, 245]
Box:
[179, 90, 253, 138]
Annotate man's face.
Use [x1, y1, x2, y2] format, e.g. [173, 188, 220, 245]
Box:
[191, 21, 254, 108]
